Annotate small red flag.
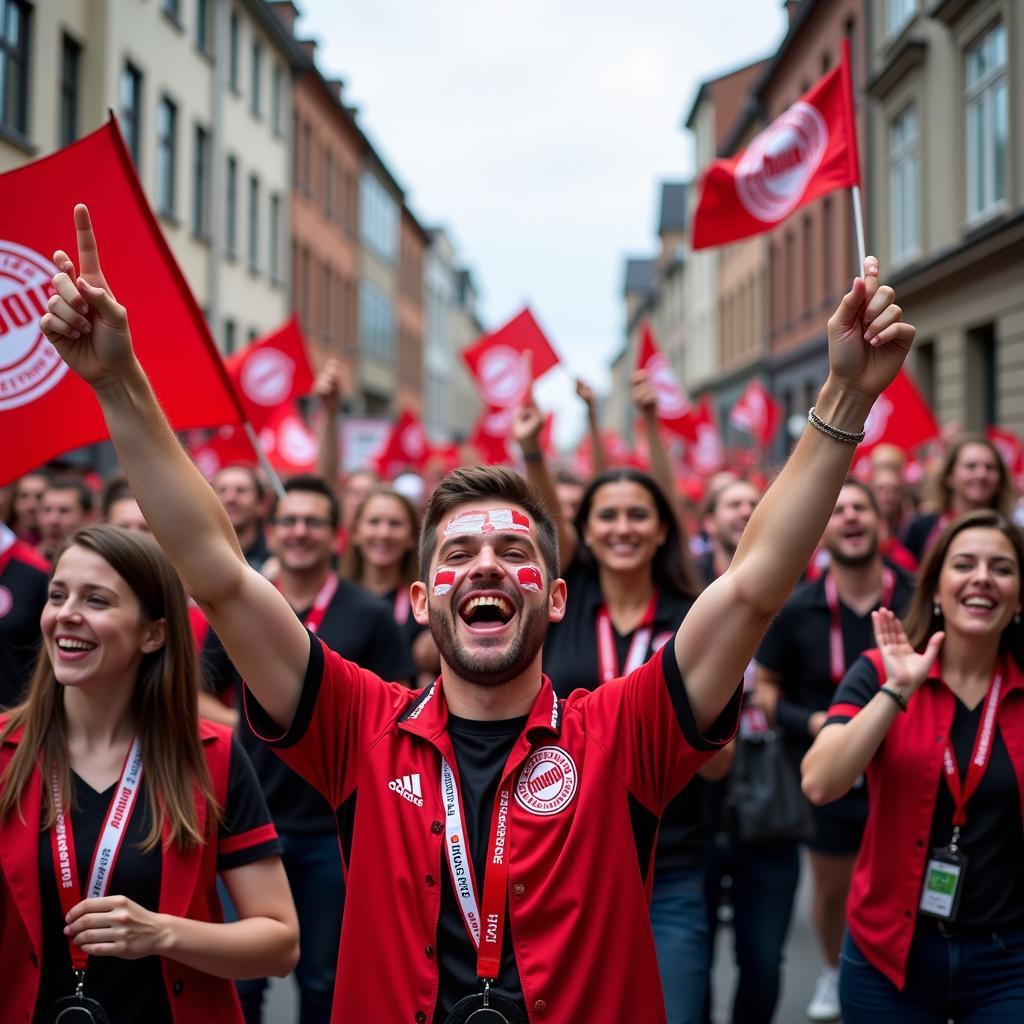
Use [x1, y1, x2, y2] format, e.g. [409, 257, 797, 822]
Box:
[687, 397, 725, 476]
[0, 118, 244, 486]
[729, 379, 782, 448]
[258, 404, 318, 475]
[636, 323, 695, 441]
[188, 426, 256, 480]
[462, 308, 559, 409]
[691, 41, 860, 250]
[374, 410, 429, 478]
[856, 369, 938, 458]
[225, 317, 314, 429]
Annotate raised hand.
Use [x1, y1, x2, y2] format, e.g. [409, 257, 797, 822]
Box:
[826, 256, 916, 403]
[872, 607, 943, 700]
[512, 397, 544, 449]
[39, 204, 135, 388]
[575, 378, 596, 409]
[630, 369, 657, 415]
[315, 357, 345, 415]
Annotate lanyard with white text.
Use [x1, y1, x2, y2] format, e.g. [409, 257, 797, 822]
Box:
[941, 665, 1003, 846]
[393, 587, 410, 625]
[824, 568, 896, 686]
[595, 592, 659, 686]
[440, 755, 512, 981]
[279, 574, 339, 635]
[50, 738, 144, 972]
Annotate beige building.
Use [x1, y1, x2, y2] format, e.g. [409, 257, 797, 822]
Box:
[0, 0, 297, 352]
[867, 0, 1024, 431]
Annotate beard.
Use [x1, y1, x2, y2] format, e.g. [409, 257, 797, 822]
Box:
[429, 597, 550, 688]
[827, 539, 879, 567]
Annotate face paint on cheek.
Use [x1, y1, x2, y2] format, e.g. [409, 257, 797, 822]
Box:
[443, 508, 532, 537]
[516, 565, 543, 593]
[433, 568, 456, 596]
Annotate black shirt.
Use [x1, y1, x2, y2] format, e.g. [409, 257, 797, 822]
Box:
[434, 713, 529, 1019]
[243, 529, 271, 571]
[902, 512, 942, 564]
[384, 585, 428, 670]
[202, 576, 416, 835]
[0, 538, 48, 708]
[34, 737, 278, 1022]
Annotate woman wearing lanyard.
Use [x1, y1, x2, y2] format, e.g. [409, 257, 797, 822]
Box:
[802, 511, 1024, 1021]
[902, 437, 1012, 563]
[0, 525, 298, 1024]
[340, 485, 440, 686]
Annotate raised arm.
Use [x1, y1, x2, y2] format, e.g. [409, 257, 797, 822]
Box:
[575, 378, 607, 475]
[314, 357, 343, 499]
[675, 260, 916, 731]
[40, 205, 309, 728]
[631, 369, 686, 536]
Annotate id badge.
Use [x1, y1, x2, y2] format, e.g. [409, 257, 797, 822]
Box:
[918, 846, 968, 921]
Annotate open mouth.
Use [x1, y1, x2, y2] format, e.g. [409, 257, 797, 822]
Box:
[458, 593, 516, 631]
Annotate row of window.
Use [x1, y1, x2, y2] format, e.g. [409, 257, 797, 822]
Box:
[360, 172, 399, 264]
[294, 115, 359, 233]
[360, 280, 396, 362]
[293, 243, 357, 350]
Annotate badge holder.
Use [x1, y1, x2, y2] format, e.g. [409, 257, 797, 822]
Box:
[446, 979, 526, 1024]
[918, 826, 968, 922]
[47, 968, 113, 1023]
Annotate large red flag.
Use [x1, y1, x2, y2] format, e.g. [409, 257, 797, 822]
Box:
[691, 41, 859, 250]
[686, 396, 725, 476]
[856, 369, 938, 459]
[225, 317, 313, 429]
[374, 410, 429, 478]
[0, 118, 243, 485]
[729, 378, 782, 448]
[462, 308, 560, 409]
[636, 323, 696, 441]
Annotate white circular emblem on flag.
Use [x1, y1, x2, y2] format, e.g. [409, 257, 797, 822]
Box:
[0, 585, 12, 618]
[192, 447, 221, 480]
[735, 102, 829, 223]
[649, 354, 688, 418]
[0, 241, 69, 411]
[477, 345, 528, 408]
[401, 423, 426, 458]
[862, 393, 894, 447]
[515, 746, 578, 816]
[240, 349, 294, 407]
[278, 418, 317, 465]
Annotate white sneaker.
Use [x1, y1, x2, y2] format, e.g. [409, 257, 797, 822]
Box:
[806, 967, 840, 1021]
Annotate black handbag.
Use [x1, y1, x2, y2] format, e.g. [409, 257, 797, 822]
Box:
[727, 729, 815, 844]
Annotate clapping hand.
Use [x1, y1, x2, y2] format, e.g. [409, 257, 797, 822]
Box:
[872, 607, 944, 701]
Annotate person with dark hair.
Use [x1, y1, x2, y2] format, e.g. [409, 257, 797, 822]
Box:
[699, 479, 762, 586]
[101, 476, 150, 534]
[7, 471, 50, 546]
[341, 485, 440, 686]
[38, 475, 93, 563]
[213, 465, 269, 570]
[40, 205, 915, 1024]
[0, 525, 297, 1023]
[803, 510, 1024, 1020]
[903, 437, 1013, 563]
[0, 518, 50, 706]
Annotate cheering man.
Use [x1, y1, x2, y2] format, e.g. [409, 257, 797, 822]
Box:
[39, 205, 915, 1023]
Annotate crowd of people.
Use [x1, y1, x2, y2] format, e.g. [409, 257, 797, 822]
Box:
[1, 203, 1022, 1023]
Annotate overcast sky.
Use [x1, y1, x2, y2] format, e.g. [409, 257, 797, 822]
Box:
[298, 1, 788, 443]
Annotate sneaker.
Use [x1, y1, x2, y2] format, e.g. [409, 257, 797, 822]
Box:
[806, 967, 840, 1021]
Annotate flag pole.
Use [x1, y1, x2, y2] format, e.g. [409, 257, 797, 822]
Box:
[243, 421, 286, 500]
[851, 185, 867, 272]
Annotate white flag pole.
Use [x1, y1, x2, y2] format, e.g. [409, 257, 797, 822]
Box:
[851, 185, 867, 272]
[243, 421, 286, 500]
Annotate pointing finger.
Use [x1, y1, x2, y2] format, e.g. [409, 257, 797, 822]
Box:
[74, 203, 104, 280]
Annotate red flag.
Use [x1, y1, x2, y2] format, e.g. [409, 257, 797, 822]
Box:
[258, 404, 318, 475]
[691, 40, 860, 250]
[470, 406, 515, 465]
[636, 323, 695, 441]
[462, 308, 559, 409]
[729, 379, 782, 448]
[225, 317, 314, 429]
[987, 426, 1024, 477]
[0, 118, 243, 485]
[427, 442, 462, 476]
[856, 369, 938, 458]
[374, 410, 429, 477]
[188, 426, 256, 480]
[686, 397, 725, 476]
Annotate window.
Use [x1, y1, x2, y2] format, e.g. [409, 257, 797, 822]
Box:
[302, 121, 312, 194]
[965, 22, 1007, 219]
[785, 230, 796, 325]
[802, 214, 813, 314]
[121, 62, 143, 165]
[0, 0, 31, 135]
[914, 339, 936, 411]
[300, 246, 311, 330]
[889, 104, 920, 264]
[247, 174, 260, 271]
[195, 0, 212, 54]
[225, 155, 237, 255]
[192, 124, 210, 238]
[322, 261, 332, 341]
[271, 64, 282, 135]
[161, 0, 181, 22]
[360, 172, 398, 263]
[268, 192, 280, 282]
[59, 34, 82, 147]
[967, 323, 997, 428]
[228, 10, 240, 91]
[886, 0, 915, 39]
[156, 96, 178, 216]
[821, 196, 833, 303]
[223, 318, 236, 355]
[359, 280, 395, 361]
[324, 149, 334, 217]
[250, 40, 261, 117]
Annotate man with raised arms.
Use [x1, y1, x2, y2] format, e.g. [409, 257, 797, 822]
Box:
[40, 205, 916, 1024]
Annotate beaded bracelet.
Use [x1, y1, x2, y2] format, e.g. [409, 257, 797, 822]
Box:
[878, 685, 908, 712]
[807, 406, 867, 445]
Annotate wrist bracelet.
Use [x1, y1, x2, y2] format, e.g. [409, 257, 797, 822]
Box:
[522, 450, 544, 464]
[807, 406, 866, 445]
[879, 685, 908, 712]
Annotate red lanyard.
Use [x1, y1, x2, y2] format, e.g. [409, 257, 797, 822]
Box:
[440, 755, 514, 981]
[50, 739, 145, 971]
[942, 665, 1003, 830]
[595, 592, 659, 686]
[824, 568, 896, 685]
[277, 574, 339, 635]
[393, 588, 410, 625]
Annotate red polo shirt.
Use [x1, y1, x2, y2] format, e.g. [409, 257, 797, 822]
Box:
[245, 632, 740, 1023]
[827, 650, 1024, 989]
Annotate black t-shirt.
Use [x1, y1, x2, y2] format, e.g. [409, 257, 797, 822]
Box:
[34, 737, 278, 1022]
[0, 541, 48, 708]
[434, 713, 528, 1020]
[243, 530, 271, 571]
[202, 576, 416, 835]
[384, 586, 428, 668]
[902, 512, 941, 564]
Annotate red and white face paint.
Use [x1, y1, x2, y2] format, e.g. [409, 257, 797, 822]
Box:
[433, 568, 456, 596]
[516, 565, 543, 593]
[443, 507, 531, 537]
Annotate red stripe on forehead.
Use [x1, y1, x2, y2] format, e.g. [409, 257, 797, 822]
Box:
[443, 507, 532, 536]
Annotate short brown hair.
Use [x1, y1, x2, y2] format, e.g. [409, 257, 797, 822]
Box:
[929, 436, 1014, 517]
[419, 466, 558, 580]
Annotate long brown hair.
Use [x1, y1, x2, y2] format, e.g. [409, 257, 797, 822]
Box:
[928, 436, 1014, 517]
[0, 525, 218, 851]
[340, 486, 420, 588]
[903, 511, 1024, 669]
